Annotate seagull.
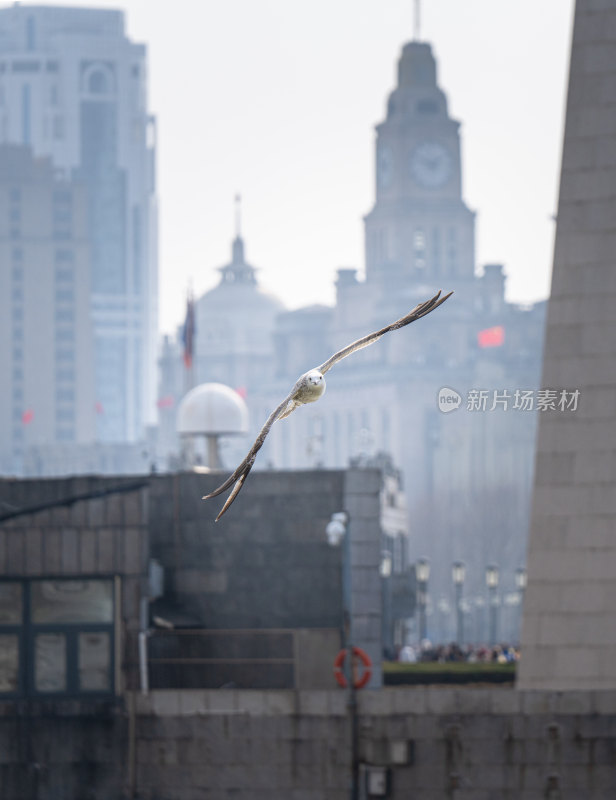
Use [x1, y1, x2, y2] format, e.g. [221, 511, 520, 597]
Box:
[203, 290, 452, 520]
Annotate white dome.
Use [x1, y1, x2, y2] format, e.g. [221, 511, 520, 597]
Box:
[177, 383, 249, 436]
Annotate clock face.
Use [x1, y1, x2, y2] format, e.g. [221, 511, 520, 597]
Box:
[377, 144, 393, 189]
[409, 142, 452, 188]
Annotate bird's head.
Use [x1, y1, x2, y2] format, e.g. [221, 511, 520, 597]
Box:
[307, 370, 324, 386]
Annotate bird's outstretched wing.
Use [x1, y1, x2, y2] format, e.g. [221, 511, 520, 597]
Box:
[203, 289, 452, 520]
[202, 390, 297, 522]
[316, 290, 453, 375]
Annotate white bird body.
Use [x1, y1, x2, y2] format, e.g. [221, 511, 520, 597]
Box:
[203, 290, 452, 520]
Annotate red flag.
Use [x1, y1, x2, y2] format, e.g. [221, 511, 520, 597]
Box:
[478, 326, 505, 348]
[22, 409, 34, 424]
[182, 293, 196, 369]
[95, 401, 104, 415]
[235, 386, 247, 400]
[157, 395, 175, 409]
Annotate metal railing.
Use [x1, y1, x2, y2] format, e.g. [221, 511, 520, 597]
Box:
[146, 628, 299, 690]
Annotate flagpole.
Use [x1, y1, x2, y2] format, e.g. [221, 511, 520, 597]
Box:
[182, 284, 196, 395]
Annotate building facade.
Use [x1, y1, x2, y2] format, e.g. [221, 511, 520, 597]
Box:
[0, 144, 95, 476]
[0, 4, 157, 448]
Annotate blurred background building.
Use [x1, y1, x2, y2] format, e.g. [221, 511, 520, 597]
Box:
[0, 5, 547, 644]
[158, 39, 545, 640]
[0, 5, 158, 475]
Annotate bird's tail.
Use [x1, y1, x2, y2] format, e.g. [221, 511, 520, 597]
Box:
[202, 461, 253, 521]
[214, 466, 253, 522]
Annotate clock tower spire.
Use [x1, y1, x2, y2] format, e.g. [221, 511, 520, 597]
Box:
[363, 39, 475, 292]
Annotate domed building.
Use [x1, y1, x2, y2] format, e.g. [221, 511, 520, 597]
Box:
[176, 382, 248, 469]
[194, 232, 285, 393]
[155, 217, 285, 473]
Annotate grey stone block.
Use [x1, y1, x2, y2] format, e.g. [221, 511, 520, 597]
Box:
[25, 527, 42, 575]
[151, 690, 182, 716]
[79, 528, 97, 574]
[6, 530, 24, 573]
[96, 528, 115, 572]
[87, 497, 105, 527]
[123, 526, 143, 574]
[0, 530, 6, 574]
[61, 527, 79, 572]
[42, 528, 61, 573]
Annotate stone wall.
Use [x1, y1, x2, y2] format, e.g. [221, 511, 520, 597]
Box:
[519, 0, 616, 688]
[2, 688, 616, 799]
[0, 469, 384, 692]
[0, 477, 150, 691]
[147, 468, 384, 689]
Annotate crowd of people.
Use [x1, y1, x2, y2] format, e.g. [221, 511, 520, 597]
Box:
[394, 641, 520, 664]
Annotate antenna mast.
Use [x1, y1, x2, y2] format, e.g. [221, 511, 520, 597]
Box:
[234, 193, 242, 237]
[413, 0, 421, 41]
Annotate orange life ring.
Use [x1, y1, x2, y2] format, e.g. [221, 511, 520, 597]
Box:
[333, 646, 372, 689]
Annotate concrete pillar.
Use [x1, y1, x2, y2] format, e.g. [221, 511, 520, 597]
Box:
[518, 0, 616, 689]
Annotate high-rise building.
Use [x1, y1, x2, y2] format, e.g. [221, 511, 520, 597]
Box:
[0, 5, 157, 446]
[0, 144, 94, 475]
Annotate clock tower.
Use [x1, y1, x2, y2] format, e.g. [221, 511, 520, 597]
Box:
[364, 41, 475, 292]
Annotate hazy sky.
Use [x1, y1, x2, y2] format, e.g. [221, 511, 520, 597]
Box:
[33, 0, 575, 333]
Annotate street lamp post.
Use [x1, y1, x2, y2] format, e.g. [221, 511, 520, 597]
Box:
[515, 567, 527, 595]
[326, 513, 352, 658]
[452, 561, 466, 645]
[326, 512, 359, 800]
[514, 566, 527, 644]
[415, 558, 430, 643]
[485, 564, 499, 645]
[380, 550, 393, 659]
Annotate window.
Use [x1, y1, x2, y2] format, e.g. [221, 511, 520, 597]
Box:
[53, 189, 71, 206]
[56, 388, 74, 403]
[55, 248, 73, 264]
[0, 578, 115, 697]
[88, 70, 108, 94]
[56, 288, 74, 303]
[55, 349, 74, 363]
[56, 327, 74, 342]
[56, 426, 75, 442]
[417, 99, 438, 114]
[414, 228, 426, 271]
[55, 270, 73, 284]
[56, 368, 75, 383]
[52, 115, 64, 140]
[12, 60, 40, 73]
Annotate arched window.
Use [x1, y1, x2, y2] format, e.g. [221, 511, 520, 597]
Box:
[88, 70, 107, 95]
[81, 63, 115, 97]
